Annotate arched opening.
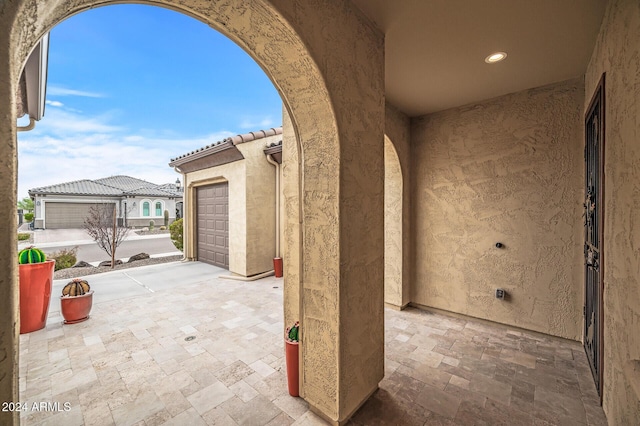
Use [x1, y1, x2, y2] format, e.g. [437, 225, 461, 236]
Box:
[1, 1, 385, 424]
[384, 136, 404, 308]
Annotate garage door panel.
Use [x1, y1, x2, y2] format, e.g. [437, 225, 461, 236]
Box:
[45, 202, 114, 229]
[196, 183, 229, 269]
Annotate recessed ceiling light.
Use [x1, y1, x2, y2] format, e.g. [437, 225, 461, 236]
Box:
[485, 52, 507, 64]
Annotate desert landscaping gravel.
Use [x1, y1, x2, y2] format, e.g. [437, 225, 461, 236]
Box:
[54, 255, 183, 280]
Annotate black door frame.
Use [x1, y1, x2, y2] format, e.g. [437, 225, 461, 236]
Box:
[584, 73, 605, 402]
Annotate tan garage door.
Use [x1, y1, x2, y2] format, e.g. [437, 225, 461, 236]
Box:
[45, 202, 114, 229]
[197, 183, 229, 269]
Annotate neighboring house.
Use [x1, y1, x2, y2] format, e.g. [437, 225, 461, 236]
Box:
[28, 175, 183, 229]
[169, 127, 282, 275]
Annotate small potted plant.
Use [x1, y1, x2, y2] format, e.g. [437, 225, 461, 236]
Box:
[285, 321, 300, 396]
[60, 278, 94, 324]
[18, 246, 55, 333]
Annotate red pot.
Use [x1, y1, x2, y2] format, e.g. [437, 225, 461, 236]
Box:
[60, 291, 94, 324]
[285, 340, 299, 396]
[273, 257, 283, 278]
[19, 260, 55, 334]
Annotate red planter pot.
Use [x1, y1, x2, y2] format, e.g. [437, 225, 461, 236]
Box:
[285, 340, 299, 396]
[60, 291, 94, 324]
[19, 260, 55, 334]
[273, 257, 283, 278]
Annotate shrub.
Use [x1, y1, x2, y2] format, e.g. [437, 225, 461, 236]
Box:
[164, 209, 169, 227]
[160, 226, 166, 231]
[24, 212, 34, 222]
[17, 233, 30, 241]
[169, 218, 183, 251]
[50, 247, 78, 271]
[149, 220, 155, 231]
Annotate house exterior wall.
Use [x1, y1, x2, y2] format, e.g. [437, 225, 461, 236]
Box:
[122, 196, 180, 228]
[237, 135, 277, 276]
[384, 103, 412, 309]
[411, 78, 585, 340]
[584, 0, 640, 422]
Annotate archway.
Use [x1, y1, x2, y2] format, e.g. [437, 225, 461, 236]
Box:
[0, 1, 385, 424]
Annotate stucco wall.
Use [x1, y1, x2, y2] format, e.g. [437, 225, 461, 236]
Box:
[238, 135, 278, 276]
[584, 0, 640, 422]
[411, 78, 585, 340]
[384, 103, 411, 308]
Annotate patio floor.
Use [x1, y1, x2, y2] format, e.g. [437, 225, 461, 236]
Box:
[19, 265, 607, 425]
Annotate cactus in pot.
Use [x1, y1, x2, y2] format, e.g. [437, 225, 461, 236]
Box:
[60, 278, 94, 324]
[18, 246, 55, 333]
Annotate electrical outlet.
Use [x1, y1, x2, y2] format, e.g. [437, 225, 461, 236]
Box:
[495, 288, 506, 300]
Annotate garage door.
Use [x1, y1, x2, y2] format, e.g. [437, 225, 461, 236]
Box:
[197, 183, 229, 269]
[45, 202, 114, 229]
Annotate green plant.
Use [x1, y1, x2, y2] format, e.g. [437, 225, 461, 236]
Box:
[169, 218, 183, 251]
[17, 197, 34, 213]
[164, 209, 169, 227]
[17, 233, 30, 241]
[24, 212, 34, 222]
[286, 321, 299, 342]
[149, 220, 155, 231]
[50, 247, 78, 271]
[18, 246, 46, 264]
[62, 278, 90, 297]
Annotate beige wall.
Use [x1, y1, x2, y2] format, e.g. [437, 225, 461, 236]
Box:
[2, 1, 384, 423]
[411, 78, 585, 340]
[384, 103, 412, 308]
[585, 0, 640, 422]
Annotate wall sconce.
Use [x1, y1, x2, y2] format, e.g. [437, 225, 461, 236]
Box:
[36, 201, 41, 206]
[132, 202, 136, 208]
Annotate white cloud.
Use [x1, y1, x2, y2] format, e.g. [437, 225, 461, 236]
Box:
[48, 85, 105, 98]
[239, 116, 275, 130]
[17, 111, 235, 198]
[45, 100, 64, 107]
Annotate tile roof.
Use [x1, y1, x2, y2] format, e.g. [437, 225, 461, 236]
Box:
[29, 175, 182, 198]
[170, 126, 282, 164]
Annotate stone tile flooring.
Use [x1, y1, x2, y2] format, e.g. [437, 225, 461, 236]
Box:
[19, 273, 607, 425]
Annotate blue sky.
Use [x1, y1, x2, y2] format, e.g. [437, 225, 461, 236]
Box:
[17, 4, 282, 199]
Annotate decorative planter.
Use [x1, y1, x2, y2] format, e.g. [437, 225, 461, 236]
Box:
[60, 291, 94, 324]
[273, 257, 283, 278]
[285, 340, 299, 396]
[19, 259, 55, 334]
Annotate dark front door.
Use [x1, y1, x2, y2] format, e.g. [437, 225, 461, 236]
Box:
[584, 75, 605, 398]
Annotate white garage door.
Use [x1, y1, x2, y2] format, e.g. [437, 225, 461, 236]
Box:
[45, 202, 114, 229]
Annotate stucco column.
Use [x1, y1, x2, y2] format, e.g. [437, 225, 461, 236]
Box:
[0, 10, 20, 424]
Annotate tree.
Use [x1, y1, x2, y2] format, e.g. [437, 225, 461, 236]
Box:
[84, 203, 129, 268]
[17, 197, 34, 213]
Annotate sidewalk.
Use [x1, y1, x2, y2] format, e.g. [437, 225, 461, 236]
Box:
[18, 226, 170, 249]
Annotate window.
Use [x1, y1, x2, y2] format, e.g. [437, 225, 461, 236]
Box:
[155, 202, 162, 216]
[142, 201, 150, 217]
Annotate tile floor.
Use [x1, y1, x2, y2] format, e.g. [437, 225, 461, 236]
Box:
[19, 273, 607, 425]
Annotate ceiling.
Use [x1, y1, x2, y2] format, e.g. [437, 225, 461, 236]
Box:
[350, 0, 608, 117]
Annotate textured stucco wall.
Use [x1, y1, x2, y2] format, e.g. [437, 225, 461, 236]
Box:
[411, 78, 585, 340]
[282, 106, 300, 348]
[184, 161, 247, 275]
[585, 0, 640, 422]
[384, 137, 403, 307]
[384, 103, 411, 308]
[1, 0, 384, 423]
[239, 135, 277, 276]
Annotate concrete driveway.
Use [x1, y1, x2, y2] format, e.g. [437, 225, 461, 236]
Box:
[49, 261, 225, 317]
